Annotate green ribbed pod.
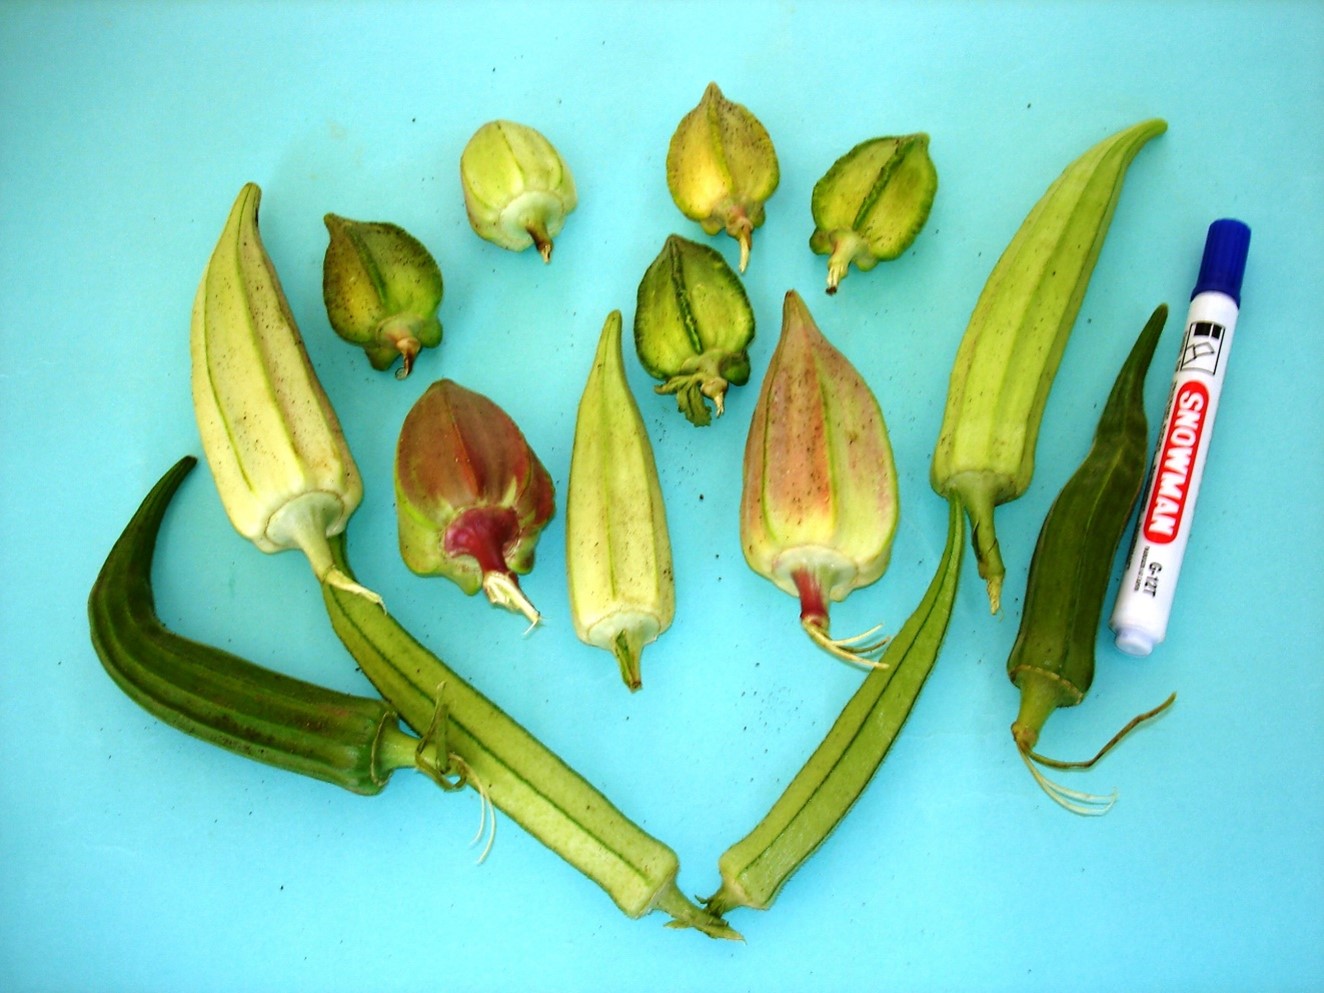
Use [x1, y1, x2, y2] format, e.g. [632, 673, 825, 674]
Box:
[931, 119, 1166, 613]
[88, 456, 423, 795]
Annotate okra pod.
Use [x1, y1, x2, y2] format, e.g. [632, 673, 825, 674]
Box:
[321, 537, 738, 938]
[1007, 305, 1176, 812]
[665, 82, 779, 272]
[567, 311, 675, 690]
[931, 119, 1166, 612]
[88, 456, 424, 795]
[707, 498, 963, 916]
[739, 290, 900, 666]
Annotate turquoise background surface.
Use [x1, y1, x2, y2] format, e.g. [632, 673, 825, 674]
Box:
[3, 2, 1321, 990]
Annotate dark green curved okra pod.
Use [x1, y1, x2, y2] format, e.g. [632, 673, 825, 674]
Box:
[88, 455, 430, 795]
[1008, 305, 1177, 813]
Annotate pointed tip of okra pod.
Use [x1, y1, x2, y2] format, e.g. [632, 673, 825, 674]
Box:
[779, 288, 819, 339]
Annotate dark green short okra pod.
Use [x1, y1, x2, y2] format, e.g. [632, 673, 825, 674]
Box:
[88, 456, 431, 795]
[1007, 305, 1177, 813]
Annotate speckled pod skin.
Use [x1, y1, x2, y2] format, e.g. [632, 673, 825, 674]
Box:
[322, 214, 443, 378]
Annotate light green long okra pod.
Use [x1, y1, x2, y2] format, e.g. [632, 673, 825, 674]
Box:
[706, 498, 963, 916]
[931, 119, 1166, 613]
[321, 537, 738, 939]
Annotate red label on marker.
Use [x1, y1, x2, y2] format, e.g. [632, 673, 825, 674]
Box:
[1143, 381, 1210, 544]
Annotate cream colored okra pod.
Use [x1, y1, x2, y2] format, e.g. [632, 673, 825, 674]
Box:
[566, 311, 675, 691]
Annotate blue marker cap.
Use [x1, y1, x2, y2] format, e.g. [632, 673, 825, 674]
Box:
[1191, 218, 1251, 306]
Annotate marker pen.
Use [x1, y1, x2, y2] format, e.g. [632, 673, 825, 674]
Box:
[1111, 218, 1251, 657]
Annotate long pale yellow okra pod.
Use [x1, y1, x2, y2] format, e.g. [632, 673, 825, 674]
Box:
[191, 182, 379, 603]
[931, 119, 1165, 612]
